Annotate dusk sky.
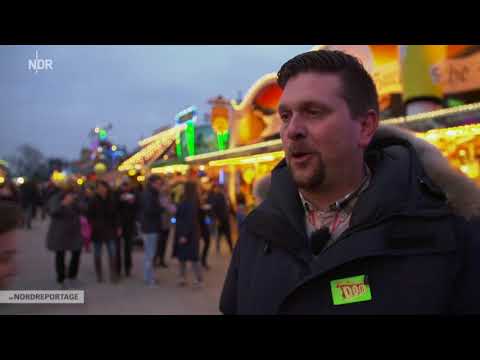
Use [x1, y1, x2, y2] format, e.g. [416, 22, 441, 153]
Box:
[0, 45, 313, 161]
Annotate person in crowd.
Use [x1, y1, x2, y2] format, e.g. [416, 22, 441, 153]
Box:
[117, 179, 139, 277]
[207, 184, 233, 254]
[139, 175, 164, 287]
[87, 180, 121, 284]
[79, 215, 92, 254]
[0, 200, 22, 289]
[78, 185, 94, 253]
[172, 181, 204, 288]
[46, 182, 85, 289]
[154, 182, 176, 269]
[199, 187, 212, 271]
[20, 179, 40, 230]
[252, 175, 271, 207]
[235, 191, 247, 236]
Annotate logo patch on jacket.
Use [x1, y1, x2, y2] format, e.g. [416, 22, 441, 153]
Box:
[330, 275, 372, 305]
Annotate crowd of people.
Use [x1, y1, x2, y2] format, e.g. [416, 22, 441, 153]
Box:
[0, 173, 242, 291]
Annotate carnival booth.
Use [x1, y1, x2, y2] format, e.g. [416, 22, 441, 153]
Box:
[119, 45, 480, 211]
[186, 45, 480, 210]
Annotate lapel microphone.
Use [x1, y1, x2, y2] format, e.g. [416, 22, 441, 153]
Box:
[310, 226, 331, 256]
[307, 165, 370, 256]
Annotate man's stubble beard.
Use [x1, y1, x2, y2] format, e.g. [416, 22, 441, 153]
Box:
[288, 153, 327, 192]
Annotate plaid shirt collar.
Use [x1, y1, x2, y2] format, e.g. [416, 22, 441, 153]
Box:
[299, 164, 372, 215]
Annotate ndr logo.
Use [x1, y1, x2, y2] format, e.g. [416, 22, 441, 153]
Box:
[28, 50, 53, 73]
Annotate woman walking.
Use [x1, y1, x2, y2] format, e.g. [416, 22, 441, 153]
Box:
[46, 183, 84, 289]
[172, 181, 204, 288]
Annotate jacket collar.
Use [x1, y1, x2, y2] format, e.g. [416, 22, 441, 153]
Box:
[375, 124, 480, 220]
[269, 159, 309, 240]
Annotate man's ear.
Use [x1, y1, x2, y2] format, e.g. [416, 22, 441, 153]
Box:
[358, 109, 379, 149]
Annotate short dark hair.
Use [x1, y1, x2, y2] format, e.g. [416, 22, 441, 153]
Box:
[277, 50, 379, 118]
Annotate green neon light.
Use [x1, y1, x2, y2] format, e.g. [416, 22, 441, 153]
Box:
[447, 98, 465, 108]
[217, 133, 224, 150]
[186, 121, 196, 156]
[99, 129, 107, 140]
[223, 131, 229, 149]
[217, 131, 229, 151]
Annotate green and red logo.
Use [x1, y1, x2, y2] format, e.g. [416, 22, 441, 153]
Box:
[330, 275, 372, 305]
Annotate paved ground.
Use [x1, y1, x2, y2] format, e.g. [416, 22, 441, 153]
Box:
[0, 217, 234, 315]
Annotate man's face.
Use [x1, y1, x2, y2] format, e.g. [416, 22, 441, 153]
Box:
[0, 230, 17, 289]
[279, 72, 364, 191]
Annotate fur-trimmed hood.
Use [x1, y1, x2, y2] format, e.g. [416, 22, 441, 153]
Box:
[374, 124, 480, 220]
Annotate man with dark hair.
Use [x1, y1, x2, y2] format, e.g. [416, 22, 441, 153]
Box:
[116, 180, 139, 277]
[220, 49, 480, 314]
[87, 180, 121, 283]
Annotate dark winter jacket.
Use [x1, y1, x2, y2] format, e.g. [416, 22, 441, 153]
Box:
[116, 189, 139, 230]
[41, 185, 59, 209]
[87, 194, 119, 243]
[46, 192, 83, 252]
[207, 191, 230, 223]
[220, 126, 480, 315]
[172, 200, 200, 262]
[20, 181, 39, 208]
[139, 186, 164, 234]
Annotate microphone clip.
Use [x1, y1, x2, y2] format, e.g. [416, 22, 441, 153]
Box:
[310, 226, 331, 256]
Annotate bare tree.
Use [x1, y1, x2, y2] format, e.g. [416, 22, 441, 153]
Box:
[6, 144, 46, 178]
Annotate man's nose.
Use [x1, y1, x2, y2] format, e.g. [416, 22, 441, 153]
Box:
[285, 114, 307, 140]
